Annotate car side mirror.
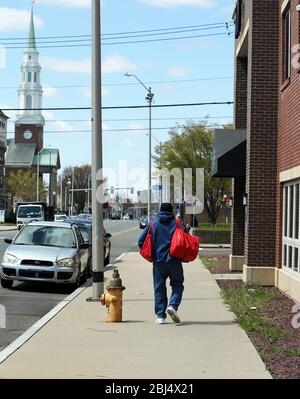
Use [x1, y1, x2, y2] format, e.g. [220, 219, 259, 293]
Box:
[79, 242, 90, 250]
[4, 238, 13, 245]
[104, 233, 112, 239]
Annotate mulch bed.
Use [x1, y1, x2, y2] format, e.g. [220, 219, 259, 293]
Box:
[217, 280, 300, 379]
[201, 255, 241, 274]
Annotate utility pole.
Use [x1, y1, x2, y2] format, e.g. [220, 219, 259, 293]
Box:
[60, 175, 63, 211]
[89, 0, 104, 300]
[125, 73, 154, 222]
[71, 167, 74, 215]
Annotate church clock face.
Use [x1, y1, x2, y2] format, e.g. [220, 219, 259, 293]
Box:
[24, 130, 33, 140]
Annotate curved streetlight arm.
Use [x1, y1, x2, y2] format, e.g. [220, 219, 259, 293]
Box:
[124, 73, 151, 94]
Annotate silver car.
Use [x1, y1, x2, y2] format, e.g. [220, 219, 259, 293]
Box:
[0, 221, 91, 289]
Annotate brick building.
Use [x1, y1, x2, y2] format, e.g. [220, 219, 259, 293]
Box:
[5, 8, 60, 208]
[0, 110, 8, 209]
[212, 0, 300, 303]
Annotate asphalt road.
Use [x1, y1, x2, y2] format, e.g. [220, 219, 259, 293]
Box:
[0, 220, 140, 352]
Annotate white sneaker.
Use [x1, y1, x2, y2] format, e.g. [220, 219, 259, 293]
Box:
[155, 318, 166, 325]
[167, 306, 181, 323]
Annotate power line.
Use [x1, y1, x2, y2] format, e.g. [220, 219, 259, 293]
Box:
[3, 31, 234, 49]
[0, 21, 233, 41]
[7, 123, 228, 135]
[6, 116, 233, 124]
[2, 25, 233, 46]
[1, 101, 234, 112]
[0, 76, 234, 90]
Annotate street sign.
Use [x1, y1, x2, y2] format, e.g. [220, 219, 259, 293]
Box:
[152, 185, 163, 190]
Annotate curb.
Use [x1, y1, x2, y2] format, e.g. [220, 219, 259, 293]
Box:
[200, 244, 231, 249]
[0, 252, 127, 365]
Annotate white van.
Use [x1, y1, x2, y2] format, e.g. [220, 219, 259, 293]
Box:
[17, 204, 45, 230]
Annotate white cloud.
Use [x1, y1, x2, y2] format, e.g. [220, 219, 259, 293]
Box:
[0, 8, 44, 32]
[41, 57, 91, 74]
[43, 111, 76, 133]
[128, 123, 145, 131]
[41, 54, 137, 75]
[43, 85, 59, 98]
[168, 66, 192, 77]
[37, 0, 90, 8]
[136, 0, 215, 8]
[102, 54, 137, 74]
[122, 138, 136, 148]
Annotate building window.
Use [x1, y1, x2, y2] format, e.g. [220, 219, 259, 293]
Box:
[282, 180, 300, 275]
[26, 95, 32, 110]
[283, 3, 291, 81]
[235, 0, 242, 39]
[34, 72, 37, 83]
[28, 71, 32, 83]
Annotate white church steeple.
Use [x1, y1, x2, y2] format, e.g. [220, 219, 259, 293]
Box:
[15, 2, 45, 126]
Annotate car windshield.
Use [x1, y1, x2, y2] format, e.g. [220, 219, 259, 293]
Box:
[77, 226, 90, 243]
[18, 206, 42, 218]
[14, 225, 76, 248]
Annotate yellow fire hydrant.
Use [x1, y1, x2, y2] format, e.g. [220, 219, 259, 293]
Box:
[100, 269, 125, 322]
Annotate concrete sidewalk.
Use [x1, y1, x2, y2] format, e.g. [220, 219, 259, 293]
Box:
[0, 225, 17, 232]
[0, 253, 271, 379]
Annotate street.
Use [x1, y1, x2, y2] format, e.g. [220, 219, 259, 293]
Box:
[0, 220, 140, 352]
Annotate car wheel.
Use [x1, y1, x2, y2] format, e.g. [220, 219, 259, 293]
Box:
[1, 278, 13, 289]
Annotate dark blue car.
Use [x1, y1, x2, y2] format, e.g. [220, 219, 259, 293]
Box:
[64, 219, 112, 267]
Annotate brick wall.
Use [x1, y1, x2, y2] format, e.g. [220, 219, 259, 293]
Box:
[232, 55, 248, 256]
[245, 0, 279, 267]
[276, 0, 300, 268]
[15, 124, 44, 153]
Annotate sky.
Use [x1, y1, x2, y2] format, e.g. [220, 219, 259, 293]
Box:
[0, 0, 235, 194]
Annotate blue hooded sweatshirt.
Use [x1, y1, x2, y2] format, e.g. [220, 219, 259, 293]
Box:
[138, 211, 178, 264]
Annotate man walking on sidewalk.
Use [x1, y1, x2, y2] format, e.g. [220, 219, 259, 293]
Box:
[138, 203, 184, 325]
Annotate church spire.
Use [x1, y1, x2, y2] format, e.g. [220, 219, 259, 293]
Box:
[15, 0, 44, 126]
[27, 1, 37, 50]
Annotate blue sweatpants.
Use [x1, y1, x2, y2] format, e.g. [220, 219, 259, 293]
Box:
[152, 260, 184, 319]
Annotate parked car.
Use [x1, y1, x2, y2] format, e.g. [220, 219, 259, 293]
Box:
[139, 215, 148, 229]
[123, 214, 130, 220]
[112, 213, 120, 220]
[0, 221, 91, 289]
[77, 213, 92, 220]
[54, 213, 68, 222]
[64, 219, 112, 266]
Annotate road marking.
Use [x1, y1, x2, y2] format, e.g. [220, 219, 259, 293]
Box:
[0, 252, 128, 365]
[111, 226, 139, 237]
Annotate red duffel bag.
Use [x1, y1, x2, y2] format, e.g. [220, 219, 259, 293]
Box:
[170, 219, 200, 262]
[140, 223, 153, 262]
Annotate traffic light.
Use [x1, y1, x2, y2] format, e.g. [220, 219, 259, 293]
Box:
[111, 186, 114, 195]
[130, 187, 134, 195]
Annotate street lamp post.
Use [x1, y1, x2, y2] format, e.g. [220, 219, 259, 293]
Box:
[152, 135, 163, 207]
[125, 73, 154, 222]
[36, 148, 43, 202]
[67, 179, 71, 215]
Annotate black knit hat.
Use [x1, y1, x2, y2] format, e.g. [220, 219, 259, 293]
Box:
[160, 203, 173, 213]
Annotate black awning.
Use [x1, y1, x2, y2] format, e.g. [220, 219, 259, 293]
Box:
[211, 128, 246, 178]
